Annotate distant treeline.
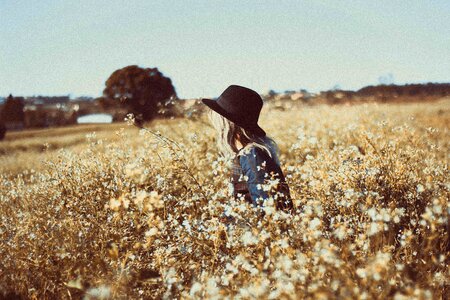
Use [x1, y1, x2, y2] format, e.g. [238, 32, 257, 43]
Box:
[1, 82, 449, 138]
[316, 83, 450, 104]
[357, 83, 450, 97]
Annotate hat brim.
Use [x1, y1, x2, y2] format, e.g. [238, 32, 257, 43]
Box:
[201, 98, 266, 137]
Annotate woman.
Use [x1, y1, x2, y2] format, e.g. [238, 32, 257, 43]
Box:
[202, 85, 293, 213]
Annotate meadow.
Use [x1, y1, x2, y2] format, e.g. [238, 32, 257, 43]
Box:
[0, 99, 449, 299]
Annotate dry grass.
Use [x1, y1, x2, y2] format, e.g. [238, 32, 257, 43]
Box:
[0, 99, 449, 299]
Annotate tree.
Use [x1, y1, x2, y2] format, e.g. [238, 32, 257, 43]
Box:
[266, 89, 277, 97]
[96, 96, 119, 111]
[1, 94, 25, 124]
[0, 123, 5, 140]
[103, 65, 177, 122]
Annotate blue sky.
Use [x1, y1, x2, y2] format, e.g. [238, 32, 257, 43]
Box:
[1, 0, 449, 99]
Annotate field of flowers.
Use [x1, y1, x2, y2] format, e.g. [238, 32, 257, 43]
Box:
[0, 99, 449, 299]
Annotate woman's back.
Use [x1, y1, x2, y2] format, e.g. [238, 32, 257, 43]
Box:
[232, 145, 293, 211]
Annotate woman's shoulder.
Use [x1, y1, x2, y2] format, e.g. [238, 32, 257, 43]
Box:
[237, 144, 275, 170]
[237, 143, 270, 158]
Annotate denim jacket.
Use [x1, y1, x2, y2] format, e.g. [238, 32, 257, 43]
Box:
[231, 145, 293, 211]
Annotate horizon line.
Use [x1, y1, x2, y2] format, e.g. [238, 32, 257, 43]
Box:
[2, 80, 450, 100]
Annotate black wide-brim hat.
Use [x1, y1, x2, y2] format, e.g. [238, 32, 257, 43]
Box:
[201, 85, 266, 137]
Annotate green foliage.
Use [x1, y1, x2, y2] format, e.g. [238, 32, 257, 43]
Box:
[103, 65, 177, 122]
[0, 123, 5, 140]
[1, 94, 25, 124]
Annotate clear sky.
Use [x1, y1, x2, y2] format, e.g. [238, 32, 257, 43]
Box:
[1, 0, 449, 99]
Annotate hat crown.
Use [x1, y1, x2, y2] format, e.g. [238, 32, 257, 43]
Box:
[216, 85, 263, 124]
[201, 85, 266, 137]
